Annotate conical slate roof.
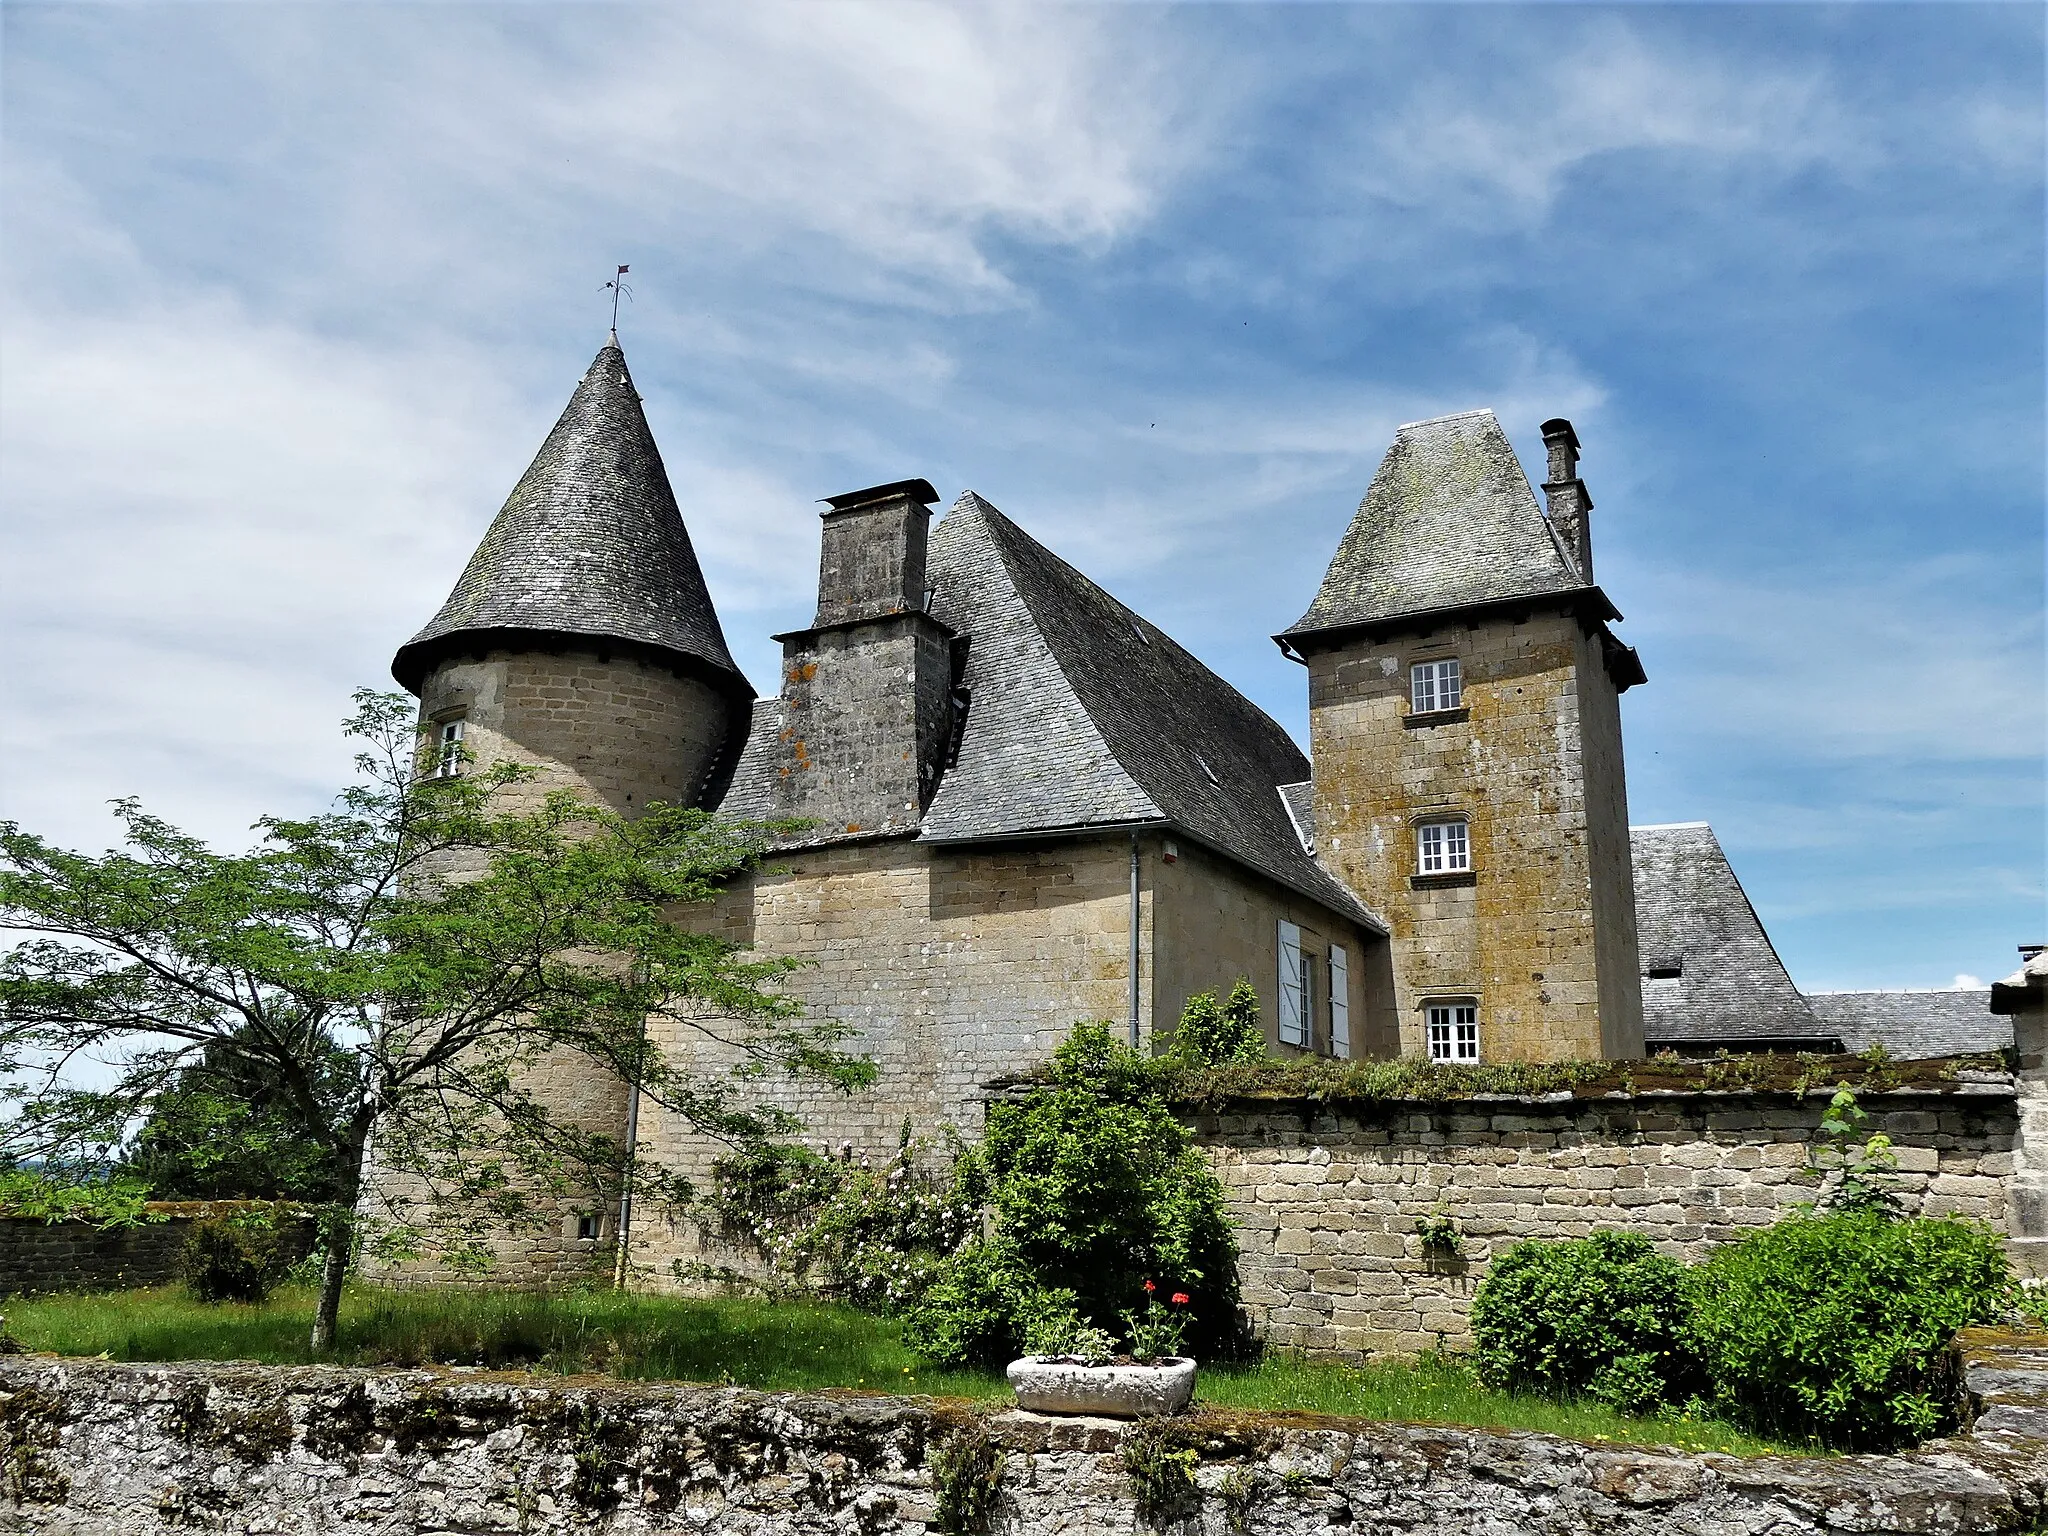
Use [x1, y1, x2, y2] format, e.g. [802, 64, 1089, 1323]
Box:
[392, 337, 748, 697]
[1282, 409, 1592, 642]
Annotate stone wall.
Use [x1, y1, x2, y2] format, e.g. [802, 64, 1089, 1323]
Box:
[1192, 1075, 2016, 1358]
[0, 1349, 2041, 1534]
[0, 1202, 309, 1297]
[631, 831, 1382, 1289]
[1302, 606, 1644, 1063]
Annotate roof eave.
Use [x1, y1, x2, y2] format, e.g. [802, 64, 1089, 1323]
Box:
[391, 625, 756, 702]
[917, 816, 1388, 935]
[1274, 584, 1623, 660]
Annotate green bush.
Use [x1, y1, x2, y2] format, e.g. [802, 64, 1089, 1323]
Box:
[1170, 979, 1267, 1067]
[185, 1206, 301, 1304]
[1687, 1212, 2010, 1449]
[1470, 1230, 1691, 1413]
[699, 1129, 975, 1315]
[904, 1022, 1242, 1366]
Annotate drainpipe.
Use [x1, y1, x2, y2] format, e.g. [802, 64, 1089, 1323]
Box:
[1128, 834, 1142, 1049]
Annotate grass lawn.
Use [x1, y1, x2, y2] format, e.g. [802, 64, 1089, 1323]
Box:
[3, 1284, 1788, 1456]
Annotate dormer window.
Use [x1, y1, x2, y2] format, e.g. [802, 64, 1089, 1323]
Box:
[1645, 958, 1684, 980]
[1411, 658, 1462, 714]
[433, 719, 465, 779]
[1418, 818, 1470, 874]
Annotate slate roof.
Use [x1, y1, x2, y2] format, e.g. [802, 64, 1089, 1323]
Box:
[1631, 823, 1835, 1047]
[1994, 949, 2048, 1014]
[1282, 409, 1595, 642]
[393, 337, 747, 697]
[716, 491, 1380, 928]
[1804, 990, 2008, 1058]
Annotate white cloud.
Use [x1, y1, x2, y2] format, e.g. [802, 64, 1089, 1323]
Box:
[1355, 25, 1845, 221]
[1953, 974, 1986, 990]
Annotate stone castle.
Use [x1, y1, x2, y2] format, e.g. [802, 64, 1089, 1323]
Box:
[383, 336, 2009, 1280]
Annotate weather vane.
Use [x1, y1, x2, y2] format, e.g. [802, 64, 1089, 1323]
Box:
[604, 265, 633, 331]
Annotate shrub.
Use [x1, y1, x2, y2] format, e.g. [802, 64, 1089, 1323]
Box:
[1470, 1230, 1690, 1413]
[698, 1127, 977, 1316]
[185, 1205, 301, 1304]
[904, 1022, 1242, 1366]
[1170, 979, 1267, 1067]
[1687, 1212, 2011, 1449]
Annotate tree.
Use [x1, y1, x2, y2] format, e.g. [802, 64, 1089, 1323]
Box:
[0, 691, 870, 1350]
[122, 1033, 353, 1202]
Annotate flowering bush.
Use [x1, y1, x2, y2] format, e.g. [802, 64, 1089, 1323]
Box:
[700, 1125, 976, 1315]
[904, 1022, 1243, 1366]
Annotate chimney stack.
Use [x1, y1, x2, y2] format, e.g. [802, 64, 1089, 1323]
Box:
[770, 478, 956, 836]
[1539, 418, 1594, 581]
[814, 478, 939, 627]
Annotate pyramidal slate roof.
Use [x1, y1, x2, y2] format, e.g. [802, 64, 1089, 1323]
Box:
[1283, 409, 1593, 641]
[715, 491, 1379, 927]
[922, 493, 1378, 925]
[1630, 822, 1834, 1048]
[392, 337, 747, 697]
[1804, 990, 2007, 1058]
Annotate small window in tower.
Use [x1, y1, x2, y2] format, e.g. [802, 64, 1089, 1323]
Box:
[1426, 1002, 1480, 1063]
[1417, 818, 1470, 874]
[576, 1213, 600, 1241]
[1411, 658, 1462, 714]
[433, 719, 465, 779]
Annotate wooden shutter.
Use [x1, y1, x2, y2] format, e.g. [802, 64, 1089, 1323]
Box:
[1328, 945, 1350, 1059]
[1277, 921, 1305, 1046]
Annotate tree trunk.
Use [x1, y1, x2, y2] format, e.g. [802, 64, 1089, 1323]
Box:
[310, 1206, 351, 1354]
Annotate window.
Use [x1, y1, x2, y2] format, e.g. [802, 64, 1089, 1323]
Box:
[1328, 945, 1351, 1059]
[1411, 658, 1462, 714]
[1426, 1003, 1480, 1063]
[433, 718, 465, 779]
[1277, 920, 1307, 1047]
[1417, 819, 1470, 874]
[575, 1213, 600, 1241]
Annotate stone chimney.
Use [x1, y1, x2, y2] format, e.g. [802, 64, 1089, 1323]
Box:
[771, 479, 956, 836]
[1539, 418, 1594, 581]
[815, 479, 935, 626]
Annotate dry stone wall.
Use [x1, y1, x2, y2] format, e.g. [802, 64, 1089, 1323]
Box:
[0, 1203, 309, 1299]
[1191, 1076, 2016, 1358]
[1, 1350, 2043, 1535]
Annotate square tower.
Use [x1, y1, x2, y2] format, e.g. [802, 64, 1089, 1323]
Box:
[1278, 411, 1647, 1062]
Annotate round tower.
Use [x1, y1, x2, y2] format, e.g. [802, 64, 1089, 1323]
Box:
[376, 333, 753, 1284]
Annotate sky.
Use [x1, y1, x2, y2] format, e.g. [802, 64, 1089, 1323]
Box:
[1, 2, 2041, 995]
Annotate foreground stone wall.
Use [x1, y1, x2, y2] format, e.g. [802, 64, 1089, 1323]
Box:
[1, 1350, 2043, 1535]
[1192, 1075, 2016, 1358]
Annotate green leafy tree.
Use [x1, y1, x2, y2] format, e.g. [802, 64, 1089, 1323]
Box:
[123, 1034, 354, 1201]
[905, 1021, 1241, 1365]
[0, 691, 870, 1350]
[1169, 978, 1267, 1067]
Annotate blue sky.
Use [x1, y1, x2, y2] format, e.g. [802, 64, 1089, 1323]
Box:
[2, 2, 2041, 993]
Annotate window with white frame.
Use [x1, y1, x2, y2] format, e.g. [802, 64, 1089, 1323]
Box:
[1417, 818, 1470, 874]
[433, 719, 465, 779]
[1410, 658, 1462, 714]
[1426, 1003, 1480, 1063]
[1328, 944, 1351, 1058]
[1277, 920, 1308, 1047]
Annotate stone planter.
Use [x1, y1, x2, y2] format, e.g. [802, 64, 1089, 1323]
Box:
[1006, 1355, 1197, 1418]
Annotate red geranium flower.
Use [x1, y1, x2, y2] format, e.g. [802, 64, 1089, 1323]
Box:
[1143, 1279, 1156, 1293]
[1171, 1293, 1190, 1306]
